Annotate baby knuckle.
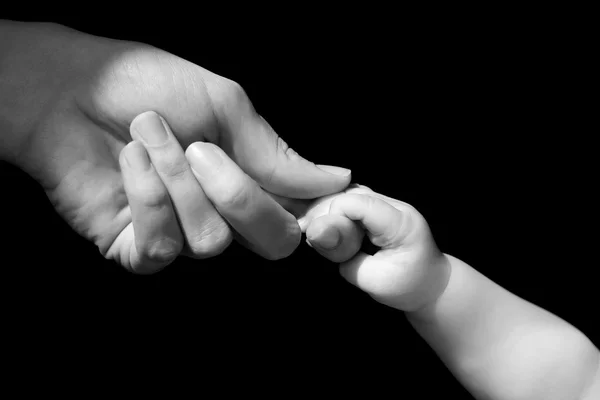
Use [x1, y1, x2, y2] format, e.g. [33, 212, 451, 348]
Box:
[345, 183, 373, 194]
[329, 193, 359, 212]
[363, 194, 379, 211]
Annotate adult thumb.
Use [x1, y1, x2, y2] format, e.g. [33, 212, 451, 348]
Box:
[219, 104, 352, 199]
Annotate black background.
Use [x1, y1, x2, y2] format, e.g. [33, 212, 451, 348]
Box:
[0, 11, 596, 398]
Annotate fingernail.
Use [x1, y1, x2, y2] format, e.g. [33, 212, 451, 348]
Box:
[317, 164, 351, 177]
[124, 141, 151, 171]
[187, 142, 223, 178]
[132, 111, 169, 146]
[309, 227, 340, 250]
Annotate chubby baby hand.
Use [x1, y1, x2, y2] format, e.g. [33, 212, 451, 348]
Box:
[298, 184, 450, 312]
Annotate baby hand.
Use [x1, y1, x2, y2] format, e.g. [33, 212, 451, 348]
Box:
[298, 184, 450, 312]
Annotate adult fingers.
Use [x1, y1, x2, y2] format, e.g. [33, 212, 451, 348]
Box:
[130, 111, 232, 258]
[186, 141, 301, 260]
[208, 82, 352, 199]
[118, 140, 183, 273]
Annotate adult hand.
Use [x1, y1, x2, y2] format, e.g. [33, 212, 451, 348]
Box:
[0, 21, 351, 273]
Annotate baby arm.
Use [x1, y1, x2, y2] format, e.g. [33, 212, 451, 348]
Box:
[299, 184, 600, 400]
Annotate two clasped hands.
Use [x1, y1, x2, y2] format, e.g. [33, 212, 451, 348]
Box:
[119, 109, 447, 312]
[3, 21, 597, 399]
[0, 21, 445, 313]
[111, 68, 446, 313]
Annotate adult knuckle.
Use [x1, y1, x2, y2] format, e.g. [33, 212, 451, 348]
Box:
[217, 184, 250, 209]
[143, 237, 183, 264]
[188, 222, 232, 258]
[189, 236, 231, 258]
[138, 185, 170, 209]
[224, 79, 247, 104]
[157, 157, 189, 181]
[212, 78, 250, 113]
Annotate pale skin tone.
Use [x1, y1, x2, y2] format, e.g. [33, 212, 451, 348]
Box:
[299, 184, 600, 400]
[2, 19, 598, 400]
[0, 20, 351, 273]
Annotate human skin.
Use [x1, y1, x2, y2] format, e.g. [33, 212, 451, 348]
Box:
[0, 20, 351, 273]
[300, 184, 600, 400]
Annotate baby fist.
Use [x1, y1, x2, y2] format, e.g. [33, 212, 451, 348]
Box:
[298, 184, 450, 312]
